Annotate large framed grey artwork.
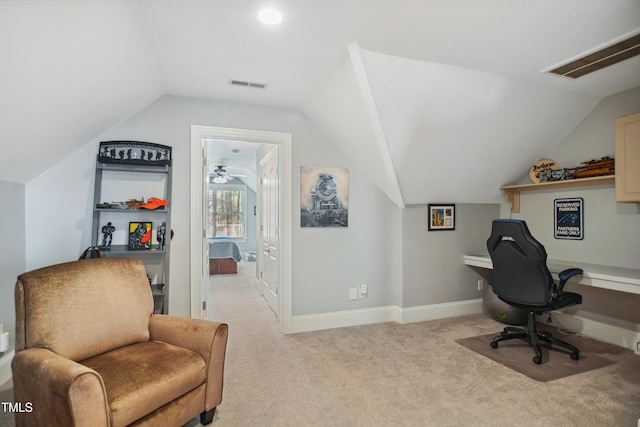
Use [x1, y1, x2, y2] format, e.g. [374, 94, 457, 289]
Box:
[300, 166, 349, 227]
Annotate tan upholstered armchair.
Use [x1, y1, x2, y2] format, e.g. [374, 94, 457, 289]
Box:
[12, 258, 228, 427]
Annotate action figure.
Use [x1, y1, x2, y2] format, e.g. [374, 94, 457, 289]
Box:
[101, 222, 115, 250]
[157, 221, 167, 251]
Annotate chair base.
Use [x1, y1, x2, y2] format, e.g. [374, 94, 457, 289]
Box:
[490, 311, 580, 364]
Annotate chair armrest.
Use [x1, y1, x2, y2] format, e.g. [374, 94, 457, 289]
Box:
[12, 348, 109, 427]
[149, 315, 228, 409]
[557, 268, 583, 292]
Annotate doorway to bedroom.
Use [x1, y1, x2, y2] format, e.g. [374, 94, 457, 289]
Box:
[190, 125, 292, 333]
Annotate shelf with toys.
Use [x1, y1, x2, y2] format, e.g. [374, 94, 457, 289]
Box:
[91, 141, 172, 314]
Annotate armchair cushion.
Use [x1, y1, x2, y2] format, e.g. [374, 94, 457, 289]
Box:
[16, 258, 153, 361]
[81, 341, 206, 427]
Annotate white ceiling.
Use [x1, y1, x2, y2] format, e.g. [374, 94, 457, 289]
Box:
[1, 0, 639, 206]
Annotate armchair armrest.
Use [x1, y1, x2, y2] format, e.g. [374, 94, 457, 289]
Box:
[149, 315, 228, 410]
[557, 268, 583, 292]
[12, 348, 109, 427]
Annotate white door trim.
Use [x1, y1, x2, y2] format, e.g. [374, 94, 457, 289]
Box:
[190, 125, 293, 333]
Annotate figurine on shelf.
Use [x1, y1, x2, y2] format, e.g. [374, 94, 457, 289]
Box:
[157, 221, 167, 251]
[101, 222, 115, 250]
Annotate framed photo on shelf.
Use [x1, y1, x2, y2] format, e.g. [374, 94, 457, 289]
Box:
[129, 222, 152, 250]
[428, 204, 455, 231]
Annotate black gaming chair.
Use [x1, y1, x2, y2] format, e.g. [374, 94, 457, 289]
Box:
[486, 219, 583, 364]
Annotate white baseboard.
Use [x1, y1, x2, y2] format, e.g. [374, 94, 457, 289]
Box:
[289, 301, 639, 353]
[0, 350, 14, 385]
[291, 299, 483, 333]
[399, 299, 484, 324]
[551, 312, 640, 352]
[291, 306, 398, 333]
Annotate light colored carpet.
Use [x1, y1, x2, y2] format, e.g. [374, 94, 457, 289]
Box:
[209, 261, 640, 427]
[2, 261, 640, 426]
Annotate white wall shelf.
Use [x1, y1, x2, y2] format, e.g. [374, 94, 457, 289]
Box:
[500, 175, 615, 213]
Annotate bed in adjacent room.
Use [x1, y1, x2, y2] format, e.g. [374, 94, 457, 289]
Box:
[208, 237, 243, 275]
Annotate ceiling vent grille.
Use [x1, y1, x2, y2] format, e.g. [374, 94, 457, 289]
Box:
[547, 33, 640, 79]
[230, 79, 267, 89]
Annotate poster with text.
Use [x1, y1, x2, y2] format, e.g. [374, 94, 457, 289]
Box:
[554, 198, 583, 240]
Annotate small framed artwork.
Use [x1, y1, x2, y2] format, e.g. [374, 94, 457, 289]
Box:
[554, 198, 583, 240]
[129, 222, 153, 249]
[428, 204, 455, 231]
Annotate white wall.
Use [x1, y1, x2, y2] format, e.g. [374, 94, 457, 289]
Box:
[0, 180, 26, 353]
[510, 86, 640, 343]
[514, 86, 640, 269]
[26, 95, 401, 318]
[402, 203, 499, 307]
[26, 143, 96, 269]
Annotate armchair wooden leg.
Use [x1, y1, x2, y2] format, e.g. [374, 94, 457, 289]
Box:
[200, 408, 216, 425]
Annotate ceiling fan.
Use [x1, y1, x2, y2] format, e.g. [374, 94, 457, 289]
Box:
[210, 165, 235, 184]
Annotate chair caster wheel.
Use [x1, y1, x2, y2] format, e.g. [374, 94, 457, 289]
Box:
[490, 341, 498, 349]
[533, 356, 542, 364]
[570, 352, 579, 361]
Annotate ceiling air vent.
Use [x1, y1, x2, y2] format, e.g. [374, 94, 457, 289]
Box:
[230, 79, 267, 89]
[547, 33, 640, 79]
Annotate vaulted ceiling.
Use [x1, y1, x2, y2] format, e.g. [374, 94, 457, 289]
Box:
[1, 0, 639, 207]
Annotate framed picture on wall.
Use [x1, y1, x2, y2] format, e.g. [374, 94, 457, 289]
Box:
[129, 222, 153, 249]
[554, 198, 583, 239]
[428, 204, 455, 231]
[300, 166, 349, 227]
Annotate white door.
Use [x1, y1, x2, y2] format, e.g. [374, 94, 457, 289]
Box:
[200, 142, 210, 318]
[259, 147, 279, 316]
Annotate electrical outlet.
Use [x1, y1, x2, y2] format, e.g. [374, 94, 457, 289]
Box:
[349, 288, 358, 300]
[360, 284, 368, 298]
[477, 279, 484, 291]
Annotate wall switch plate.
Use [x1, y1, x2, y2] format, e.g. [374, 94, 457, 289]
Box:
[349, 288, 358, 300]
[360, 284, 368, 297]
[477, 279, 484, 291]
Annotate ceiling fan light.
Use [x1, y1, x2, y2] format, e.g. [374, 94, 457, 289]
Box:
[212, 175, 228, 184]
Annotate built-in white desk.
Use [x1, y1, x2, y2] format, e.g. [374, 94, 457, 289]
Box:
[464, 254, 640, 295]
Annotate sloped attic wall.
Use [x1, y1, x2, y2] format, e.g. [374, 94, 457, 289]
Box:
[303, 45, 404, 208]
[0, 1, 163, 184]
[360, 48, 602, 204]
[304, 44, 603, 207]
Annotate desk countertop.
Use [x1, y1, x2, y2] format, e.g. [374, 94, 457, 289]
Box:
[463, 254, 640, 295]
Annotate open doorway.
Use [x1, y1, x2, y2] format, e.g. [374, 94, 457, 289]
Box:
[206, 137, 265, 279]
[190, 125, 293, 333]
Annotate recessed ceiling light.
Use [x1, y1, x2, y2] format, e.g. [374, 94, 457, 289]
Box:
[258, 9, 282, 25]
